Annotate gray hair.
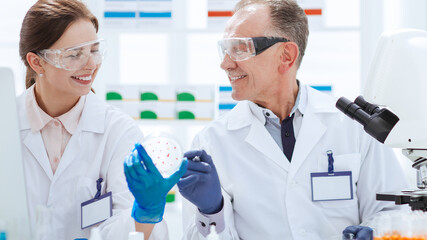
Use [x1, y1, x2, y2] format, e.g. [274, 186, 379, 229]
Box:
[234, 0, 309, 68]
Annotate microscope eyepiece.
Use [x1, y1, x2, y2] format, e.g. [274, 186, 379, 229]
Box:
[336, 97, 371, 126]
[355, 96, 380, 115]
[336, 96, 399, 144]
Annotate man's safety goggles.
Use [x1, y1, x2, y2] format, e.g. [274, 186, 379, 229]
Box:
[37, 39, 106, 71]
[217, 37, 290, 61]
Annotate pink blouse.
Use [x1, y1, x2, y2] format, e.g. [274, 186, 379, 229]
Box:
[25, 86, 85, 174]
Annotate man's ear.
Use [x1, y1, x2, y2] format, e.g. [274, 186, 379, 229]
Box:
[26, 52, 45, 75]
[278, 42, 299, 74]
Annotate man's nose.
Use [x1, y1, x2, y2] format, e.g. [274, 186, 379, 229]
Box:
[220, 53, 237, 71]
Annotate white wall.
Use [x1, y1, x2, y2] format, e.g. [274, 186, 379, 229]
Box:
[0, 0, 34, 94]
[360, 0, 427, 188]
[360, 0, 427, 90]
[1, 0, 426, 237]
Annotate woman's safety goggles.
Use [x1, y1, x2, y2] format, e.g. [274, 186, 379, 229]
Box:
[217, 37, 290, 61]
[37, 39, 106, 71]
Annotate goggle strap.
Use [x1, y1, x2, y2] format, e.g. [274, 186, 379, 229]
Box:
[252, 37, 289, 55]
[37, 52, 58, 68]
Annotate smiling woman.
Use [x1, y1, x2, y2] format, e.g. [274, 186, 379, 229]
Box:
[15, 0, 170, 239]
[19, 0, 99, 90]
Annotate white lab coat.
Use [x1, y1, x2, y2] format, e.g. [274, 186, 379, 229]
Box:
[17, 88, 168, 240]
[182, 85, 409, 240]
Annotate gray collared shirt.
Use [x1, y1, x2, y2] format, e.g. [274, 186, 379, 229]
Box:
[248, 81, 306, 151]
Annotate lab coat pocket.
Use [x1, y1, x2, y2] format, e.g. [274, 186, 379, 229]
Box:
[76, 177, 106, 204]
[316, 153, 361, 208]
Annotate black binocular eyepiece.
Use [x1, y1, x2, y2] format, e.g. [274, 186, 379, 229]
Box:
[336, 96, 399, 143]
[354, 96, 380, 115]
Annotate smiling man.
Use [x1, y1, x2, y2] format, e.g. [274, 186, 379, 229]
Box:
[177, 0, 409, 240]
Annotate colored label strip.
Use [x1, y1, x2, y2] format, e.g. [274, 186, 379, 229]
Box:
[310, 85, 332, 91]
[139, 12, 172, 18]
[208, 11, 233, 17]
[304, 9, 322, 15]
[219, 104, 237, 110]
[219, 86, 232, 91]
[104, 12, 136, 18]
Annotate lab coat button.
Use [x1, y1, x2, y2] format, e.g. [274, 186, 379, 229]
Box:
[54, 121, 60, 127]
[300, 229, 306, 236]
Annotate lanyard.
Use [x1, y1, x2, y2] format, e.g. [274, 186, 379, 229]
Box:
[94, 178, 103, 199]
[327, 150, 334, 174]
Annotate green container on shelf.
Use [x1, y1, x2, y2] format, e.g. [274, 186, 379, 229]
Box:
[177, 111, 195, 120]
[106, 92, 122, 100]
[166, 192, 175, 203]
[140, 92, 158, 101]
[177, 92, 195, 101]
[140, 111, 157, 119]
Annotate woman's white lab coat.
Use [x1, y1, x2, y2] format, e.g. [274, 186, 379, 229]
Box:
[182, 85, 409, 240]
[17, 87, 167, 240]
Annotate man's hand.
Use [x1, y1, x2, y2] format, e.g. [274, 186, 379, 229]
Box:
[343, 225, 373, 240]
[178, 150, 223, 214]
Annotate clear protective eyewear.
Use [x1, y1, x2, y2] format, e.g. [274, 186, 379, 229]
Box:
[217, 37, 290, 61]
[37, 39, 106, 71]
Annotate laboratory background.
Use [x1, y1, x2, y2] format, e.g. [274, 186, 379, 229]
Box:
[1, 0, 427, 238]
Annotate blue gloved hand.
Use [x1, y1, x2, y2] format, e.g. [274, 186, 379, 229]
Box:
[342, 225, 373, 240]
[177, 150, 223, 214]
[124, 142, 188, 223]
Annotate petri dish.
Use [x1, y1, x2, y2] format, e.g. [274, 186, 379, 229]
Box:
[142, 133, 183, 178]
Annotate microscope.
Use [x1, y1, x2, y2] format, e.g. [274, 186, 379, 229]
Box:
[336, 29, 427, 211]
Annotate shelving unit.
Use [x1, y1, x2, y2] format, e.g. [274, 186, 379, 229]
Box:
[137, 120, 210, 151]
[83, 0, 368, 238]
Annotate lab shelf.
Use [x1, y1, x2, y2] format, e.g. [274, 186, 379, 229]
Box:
[136, 119, 213, 126]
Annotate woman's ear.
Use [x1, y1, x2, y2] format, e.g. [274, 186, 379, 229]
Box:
[26, 52, 45, 75]
[278, 42, 299, 74]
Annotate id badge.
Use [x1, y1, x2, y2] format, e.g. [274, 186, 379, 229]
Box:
[81, 192, 112, 229]
[311, 171, 353, 201]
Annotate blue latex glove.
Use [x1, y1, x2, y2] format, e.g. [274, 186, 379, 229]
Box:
[342, 225, 373, 240]
[177, 150, 223, 214]
[124, 142, 188, 223]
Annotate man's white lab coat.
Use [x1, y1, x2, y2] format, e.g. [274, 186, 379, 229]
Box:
[182, 85, 409, 240]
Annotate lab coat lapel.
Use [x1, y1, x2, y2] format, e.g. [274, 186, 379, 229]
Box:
[23, 131, 54, 180]
[289, 86, 337, 179]
[18, 91, 54, 180]
[289, 110, 325, 179]
[51, 93, 106, 179]
[228, 101, 289, 172]
[52, 130, 82, 180]
[245, 121, 290, 172]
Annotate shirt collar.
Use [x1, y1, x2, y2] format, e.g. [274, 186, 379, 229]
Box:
[25, 85, 86, 134]
[26, 85, 53, 133]
[249, 80, 305, 124]
[57, 95, 86, 135]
